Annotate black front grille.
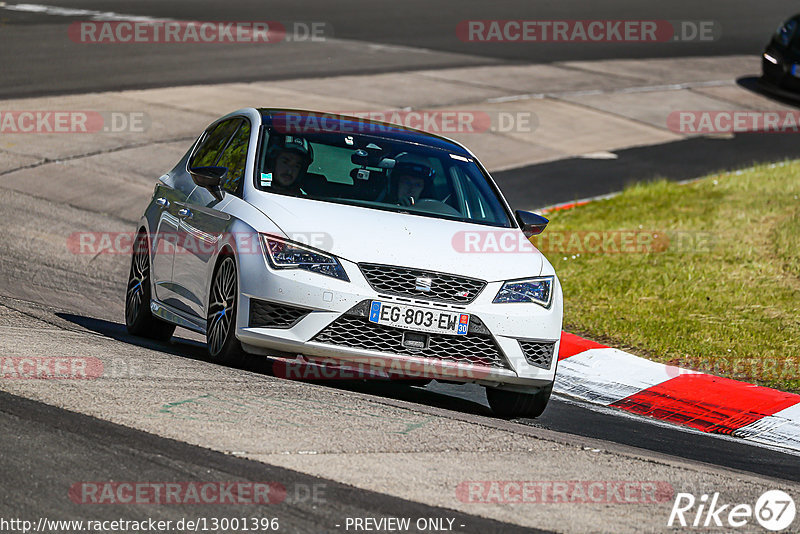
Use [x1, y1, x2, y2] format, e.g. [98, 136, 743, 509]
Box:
[358, 263, 486, 304]
[249, 299, 311, 328]
[312, 314, 510, 370]
[519, 340, 556, 369]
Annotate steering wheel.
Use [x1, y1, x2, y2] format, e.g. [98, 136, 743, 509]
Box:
[412, 198, 462, 216]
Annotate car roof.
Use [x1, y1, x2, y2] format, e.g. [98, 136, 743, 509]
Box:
[258, 108, 473, 156]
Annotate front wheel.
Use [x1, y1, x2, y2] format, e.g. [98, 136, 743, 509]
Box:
[206, 254, 245, 365]
[125, 232, 175, 341]
[486, 383, 552, 419]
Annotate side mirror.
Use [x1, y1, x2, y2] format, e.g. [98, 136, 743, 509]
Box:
[515, 210, 549, 238]
[189, 166, 227, 201]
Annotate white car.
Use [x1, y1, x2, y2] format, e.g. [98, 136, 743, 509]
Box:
[126, 108, 563, 417]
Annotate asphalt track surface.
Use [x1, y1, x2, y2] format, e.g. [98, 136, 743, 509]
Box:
[3, 1, 800, 531]
[0, 0, 797, 97]
[0, 391, 543, 534]
[495, 130, 800, 208]
[39, 312, 800, 483]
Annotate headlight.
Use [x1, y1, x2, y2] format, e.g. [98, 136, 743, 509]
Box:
[763, 52, 779, 65]
[261, 235, 349, 281]
[493, 276, 553, 307]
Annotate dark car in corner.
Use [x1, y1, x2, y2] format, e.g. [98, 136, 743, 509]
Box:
[762, 14, 800, 93]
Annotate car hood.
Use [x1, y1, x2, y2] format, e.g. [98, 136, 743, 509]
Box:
[247, 194, 544, 282]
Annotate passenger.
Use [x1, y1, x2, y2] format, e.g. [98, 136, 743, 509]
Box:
[262, 135, 314, 195]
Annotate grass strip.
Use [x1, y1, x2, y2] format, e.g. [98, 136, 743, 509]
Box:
[541, 161, 800, 393]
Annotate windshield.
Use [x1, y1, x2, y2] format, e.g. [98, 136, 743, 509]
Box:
[253, 125, 514, 228]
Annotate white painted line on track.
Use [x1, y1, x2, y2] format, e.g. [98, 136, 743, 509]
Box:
[578, 151, 618, 159]
[1, 2, 169, 22]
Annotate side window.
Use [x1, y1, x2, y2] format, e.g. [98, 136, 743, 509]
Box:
[217, 121, 251, 196]
[190, 119, 241, 168]
[778, 19, 798, 47]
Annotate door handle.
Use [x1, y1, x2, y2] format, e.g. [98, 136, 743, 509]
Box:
[155, 197, 170, 209]
[178, 208, 193, 219]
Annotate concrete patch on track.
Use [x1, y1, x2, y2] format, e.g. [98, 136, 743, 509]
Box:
[690, 83, 800, 111]
[557, 88, 740, 131]
[0, 188, 130, 316]
[559, 56, 757, 86]
[416, 63, 643, 95]
[152, 392, 437, 436]
[0, 148, 42, 173]
[1, 141, 190, 222]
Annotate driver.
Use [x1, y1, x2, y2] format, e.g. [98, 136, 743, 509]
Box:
[391, 161, 435, 206]
[262, 135, 314, 195]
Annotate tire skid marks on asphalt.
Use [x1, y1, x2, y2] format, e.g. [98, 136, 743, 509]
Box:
[154, 392, 436, 436]
[610, 374, 800, 435]
[555, 347, 682, 405]
[733, 403, 800, 452]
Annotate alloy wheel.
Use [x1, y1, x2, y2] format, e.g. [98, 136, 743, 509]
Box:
[207, 256, 237, 356]
[125, 235, 149, 327]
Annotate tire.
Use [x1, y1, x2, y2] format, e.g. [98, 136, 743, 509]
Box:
[486, 383, 552, 419]
[125, 232, 176, 341]
[206, 254, 245, 365]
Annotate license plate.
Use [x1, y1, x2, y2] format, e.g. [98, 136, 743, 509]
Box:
[792, 64, 800, 77]
[368, 301, 469, 336]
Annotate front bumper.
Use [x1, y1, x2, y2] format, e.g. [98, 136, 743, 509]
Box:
[236, 252, 563, 389]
